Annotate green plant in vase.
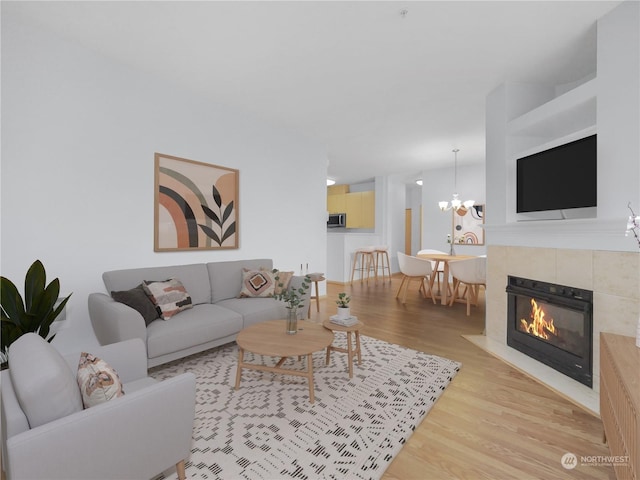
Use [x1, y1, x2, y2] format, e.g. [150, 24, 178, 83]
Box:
[1, 260, 72, 367]
[272, 270, 311, 334]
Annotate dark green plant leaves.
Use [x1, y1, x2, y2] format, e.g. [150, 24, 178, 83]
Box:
[0, 260, 72, 355]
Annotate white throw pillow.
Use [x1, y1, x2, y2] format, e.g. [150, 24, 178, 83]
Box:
[77, 352, 125, 408]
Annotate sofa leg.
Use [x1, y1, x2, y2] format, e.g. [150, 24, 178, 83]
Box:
[176, 460, 186, 480]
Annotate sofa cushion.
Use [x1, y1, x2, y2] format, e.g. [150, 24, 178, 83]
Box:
[217, 297, 289, 328]
[8, 333, 83, 428]
[111, 284, 159, 326]
[77, 352, 125, 408]
[238, 269, 275, 298]
[146, 304, 243, 359]
[272, 270, 294, 295]
[143, 278, 193, 320]
[103, 263, 211, 305]
[208, 259, 274, 303]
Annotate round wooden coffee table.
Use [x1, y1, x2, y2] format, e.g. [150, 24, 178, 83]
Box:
[234, 319, 334, 403]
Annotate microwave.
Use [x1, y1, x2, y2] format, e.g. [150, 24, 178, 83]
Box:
[327, 213, 346, 228]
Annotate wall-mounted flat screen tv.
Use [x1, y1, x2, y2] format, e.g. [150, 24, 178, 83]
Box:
[516, 134, 597, 214]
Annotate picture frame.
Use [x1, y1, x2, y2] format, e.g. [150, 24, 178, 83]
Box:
[154, 153, 239, 251]
[453, 204, 484, 245]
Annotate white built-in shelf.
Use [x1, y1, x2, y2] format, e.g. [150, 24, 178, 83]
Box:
[506, 78, 597, 157]
[508, 78, 597, 136]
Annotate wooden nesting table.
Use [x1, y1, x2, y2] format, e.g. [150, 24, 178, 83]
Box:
[234, 319, 334, 403]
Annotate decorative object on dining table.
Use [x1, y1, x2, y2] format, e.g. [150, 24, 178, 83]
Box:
[335, 292, 351, 319]
[272, 270, 311, 334]
[625, 202, 640, 347]
[438, 149, 474, 256]
[329, 314, 359, 327]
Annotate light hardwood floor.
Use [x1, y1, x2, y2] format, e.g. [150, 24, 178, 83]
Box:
[1, 275, 616, 480]
[313, 275, 616, 480]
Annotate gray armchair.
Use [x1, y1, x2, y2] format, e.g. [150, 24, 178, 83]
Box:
[1, 334, 196, 480]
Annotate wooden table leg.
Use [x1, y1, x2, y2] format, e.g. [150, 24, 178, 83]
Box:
[347, 331, 354, 378]
[441, 261, 450, 305]
[234, 347, 244, 389]
[306, 353, 315, 403]
[355, 330, 362, 365]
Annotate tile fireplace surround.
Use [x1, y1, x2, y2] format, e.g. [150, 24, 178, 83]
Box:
[467, 245, 639, 415]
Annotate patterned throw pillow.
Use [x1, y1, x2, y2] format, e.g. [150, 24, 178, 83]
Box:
[111, 284, 159, 326]
[77, 352, 125, 408]
[142, 278, 193, 320]
[272, 270, 294, 295]
[238, 269, 275, 298]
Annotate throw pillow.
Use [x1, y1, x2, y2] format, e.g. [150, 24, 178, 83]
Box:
[142, 278, 193, 320]
[238, 269, 275, 298]
[111, 284, 159, 326]
[272, 270, 294, 295]
[77, 352, 125, 408]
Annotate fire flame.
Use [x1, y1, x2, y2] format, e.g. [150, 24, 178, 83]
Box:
[519, 298, 557, 340]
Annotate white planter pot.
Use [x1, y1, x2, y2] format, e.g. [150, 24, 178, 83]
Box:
[337, 307, 350, 319]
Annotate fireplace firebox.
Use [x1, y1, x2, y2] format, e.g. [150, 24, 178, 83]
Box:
[506, 276, 593, 387]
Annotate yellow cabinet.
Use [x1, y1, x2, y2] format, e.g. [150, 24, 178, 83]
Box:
[327, 194, 346, 214]
[345, 191, 375, 229]
[361, 191, 375, 228]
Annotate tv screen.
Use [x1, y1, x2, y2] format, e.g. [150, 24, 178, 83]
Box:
[517, 134, 597, 213]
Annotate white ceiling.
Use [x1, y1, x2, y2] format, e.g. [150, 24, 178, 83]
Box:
[4, 1, 621, 185]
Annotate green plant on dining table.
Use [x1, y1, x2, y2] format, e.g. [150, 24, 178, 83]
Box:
[336, 292, 351, 308]
[272, 270, 311, 310]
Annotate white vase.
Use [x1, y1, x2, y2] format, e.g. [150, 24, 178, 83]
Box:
[337, 307, 350, 319]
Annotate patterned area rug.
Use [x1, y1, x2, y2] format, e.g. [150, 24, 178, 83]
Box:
[150, 334, 461, 480]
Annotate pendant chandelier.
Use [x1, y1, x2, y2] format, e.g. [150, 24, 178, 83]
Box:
[438, 149, 474, 214]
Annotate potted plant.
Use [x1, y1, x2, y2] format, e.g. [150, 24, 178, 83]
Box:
[1, 260, 72, 367]
[335, 292, 351, 319]
[272, 270, 310, 334]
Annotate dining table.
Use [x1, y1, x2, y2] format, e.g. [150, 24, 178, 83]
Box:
[416, 253, 477, 306]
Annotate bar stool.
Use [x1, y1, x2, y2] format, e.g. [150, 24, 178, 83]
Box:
[350, 246, 376, 284]
[374, 245, 391, 282]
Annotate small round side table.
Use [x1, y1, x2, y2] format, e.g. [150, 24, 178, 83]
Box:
[322, 318, 363, 378]
[307, 272, 325, 318]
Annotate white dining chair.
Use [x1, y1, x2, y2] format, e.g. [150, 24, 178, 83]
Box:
[448, 256, 486, 315]
[417, 248, 448, 295]
[396, 252, 436, 304]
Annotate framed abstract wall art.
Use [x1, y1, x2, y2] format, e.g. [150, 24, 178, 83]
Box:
[154, 153, 239, 251]
[453, 204, 485, 245]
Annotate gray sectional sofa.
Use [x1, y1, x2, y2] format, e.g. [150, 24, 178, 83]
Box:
[88, 259, 310, 367]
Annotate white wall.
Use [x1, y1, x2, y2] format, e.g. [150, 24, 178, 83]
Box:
[484, 0, 640, 252]
[420, 164, 487, 256]
[1, 16, 328, 352]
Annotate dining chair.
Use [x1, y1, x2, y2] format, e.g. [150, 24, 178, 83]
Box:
[448, 256, 486, 315]
[396, 252, 436, 304]
[417, 248, 448, 296]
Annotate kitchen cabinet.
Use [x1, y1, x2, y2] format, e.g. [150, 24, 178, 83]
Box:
[345, 191, 375, 229]
[327, 194, 346, 214]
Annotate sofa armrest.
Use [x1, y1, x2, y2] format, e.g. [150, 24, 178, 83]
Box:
[63, 338, 148, 384]
[88, 292, 147, 347]
[5, 372, 196, 480]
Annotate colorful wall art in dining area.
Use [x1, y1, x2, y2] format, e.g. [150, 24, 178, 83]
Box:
[453, 204, 484, 245]
[154, 153, 239, 251]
